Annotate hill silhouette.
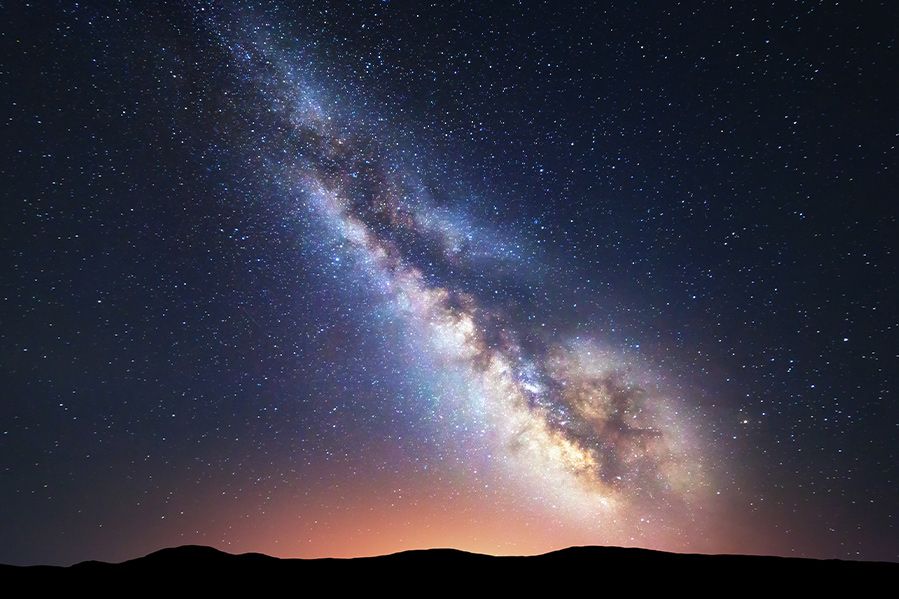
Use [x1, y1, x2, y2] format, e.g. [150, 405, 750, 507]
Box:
[2, 544, 895, 587]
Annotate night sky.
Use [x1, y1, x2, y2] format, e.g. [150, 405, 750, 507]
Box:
[2, 1, 897, 566]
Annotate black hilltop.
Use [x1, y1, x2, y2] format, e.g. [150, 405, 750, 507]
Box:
[2, 544, 896, 587]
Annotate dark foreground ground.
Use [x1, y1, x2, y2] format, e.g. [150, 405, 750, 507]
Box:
[2, 545, 895, 588]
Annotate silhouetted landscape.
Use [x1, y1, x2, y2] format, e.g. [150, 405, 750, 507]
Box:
[2, 545, 895, 584]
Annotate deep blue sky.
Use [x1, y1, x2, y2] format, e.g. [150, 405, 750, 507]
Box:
[1, 1, 896, 565]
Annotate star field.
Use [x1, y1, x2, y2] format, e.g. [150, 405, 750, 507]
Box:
[1, 1, 896, 565]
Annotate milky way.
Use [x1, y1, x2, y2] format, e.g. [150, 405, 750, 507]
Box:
[212, 16, 708, 525]
[7, 1, 896, 566]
